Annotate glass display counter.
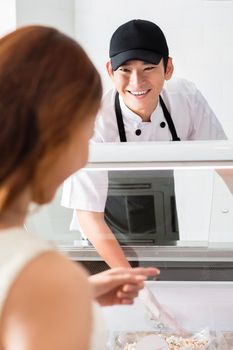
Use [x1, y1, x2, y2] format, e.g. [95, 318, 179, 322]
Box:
[25, 140, 233, 343]
[25, 140, 233, 280]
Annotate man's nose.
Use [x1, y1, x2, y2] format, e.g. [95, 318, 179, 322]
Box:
[129, 70, 144, 86]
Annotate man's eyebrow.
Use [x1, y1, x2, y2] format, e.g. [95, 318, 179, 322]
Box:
[119, 61, 158, 67]
[142, 61, 157, 65]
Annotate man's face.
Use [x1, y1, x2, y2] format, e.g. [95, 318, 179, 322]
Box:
[106, 58, 173, 119]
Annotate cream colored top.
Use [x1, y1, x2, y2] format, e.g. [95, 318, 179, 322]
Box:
[0, 227, 107, 349]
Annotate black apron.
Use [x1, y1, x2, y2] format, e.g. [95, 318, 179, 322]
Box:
[114, 92, 180, 142]
[104, 92, 180, 244]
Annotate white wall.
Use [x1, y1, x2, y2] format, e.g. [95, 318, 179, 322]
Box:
[14, 0, 78, 241]
[16, 0, 75, 38]
[12, 0, 233, 138]
[75, 0, 233, 139]
[0, 0, 16, 36]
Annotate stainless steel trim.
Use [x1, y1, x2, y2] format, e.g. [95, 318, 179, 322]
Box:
[59, 245, 233, 262]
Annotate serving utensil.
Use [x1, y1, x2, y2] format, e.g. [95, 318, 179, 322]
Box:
[139, 286, 188, 336]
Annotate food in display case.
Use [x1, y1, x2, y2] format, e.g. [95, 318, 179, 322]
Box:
[104, 282, 233, 350]
[112, 329, 229, 350]
[123, 334, 208, 350]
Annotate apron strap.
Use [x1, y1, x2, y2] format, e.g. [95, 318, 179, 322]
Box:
[115, 92, 127, 142]
[114, 92, 180, 142]
[159, 95, 180, 141]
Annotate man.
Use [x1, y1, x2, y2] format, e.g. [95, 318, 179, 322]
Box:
[61, 19, 227, 268]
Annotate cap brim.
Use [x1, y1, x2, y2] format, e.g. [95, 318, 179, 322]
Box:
[111, 49, 162, 71]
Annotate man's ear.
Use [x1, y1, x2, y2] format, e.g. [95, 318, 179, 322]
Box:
[106, 61, 114, 79]
[165, 57, 174, 81]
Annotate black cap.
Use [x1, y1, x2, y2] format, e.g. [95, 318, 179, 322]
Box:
[109, 19, 169, 71]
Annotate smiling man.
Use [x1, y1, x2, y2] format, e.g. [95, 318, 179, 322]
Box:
[106, 58, 173, 124]
[84, 19, 226, 143]
[61, 19, 227, 269]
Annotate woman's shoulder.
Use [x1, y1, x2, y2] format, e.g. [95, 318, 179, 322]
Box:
[1, 251, 92, 350]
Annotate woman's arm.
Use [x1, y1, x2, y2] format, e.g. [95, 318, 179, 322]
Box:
[89, 267, 159, 306]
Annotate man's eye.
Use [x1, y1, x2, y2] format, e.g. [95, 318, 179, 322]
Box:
[119, 67, 130, 73]
[144, 66, 155, 71]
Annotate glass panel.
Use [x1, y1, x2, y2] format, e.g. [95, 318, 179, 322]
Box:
[25, 187, 80, 246]
[104, 170, 178, 245]
[25, 166, 233, 253]
[208, 169, 233, 246]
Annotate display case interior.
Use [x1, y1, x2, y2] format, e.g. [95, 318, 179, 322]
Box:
[24, 141, 233, 346]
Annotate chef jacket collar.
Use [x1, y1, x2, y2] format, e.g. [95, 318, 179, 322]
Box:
[119, 94, 163, 124]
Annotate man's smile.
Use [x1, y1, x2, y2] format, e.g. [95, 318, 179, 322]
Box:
[127, 89, 150, 96]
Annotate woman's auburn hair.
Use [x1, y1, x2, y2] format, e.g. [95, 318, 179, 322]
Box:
[0, 25, 102, 211]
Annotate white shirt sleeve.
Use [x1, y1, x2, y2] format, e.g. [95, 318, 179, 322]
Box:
[189, 88, 227, 140]
[61, 169, 109, 212]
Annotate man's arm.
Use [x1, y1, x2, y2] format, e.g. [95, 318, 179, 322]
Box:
[77, 210, 131, 268]
[189, 86, 227, 140]
[216, 169, 233, 194]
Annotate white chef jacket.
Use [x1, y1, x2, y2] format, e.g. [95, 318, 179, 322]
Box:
[61, 77, 227, 231]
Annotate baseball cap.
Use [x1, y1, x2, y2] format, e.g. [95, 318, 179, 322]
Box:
[109, 19, 169, 71]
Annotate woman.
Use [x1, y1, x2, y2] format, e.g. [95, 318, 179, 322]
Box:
[0, 26, 158, 349]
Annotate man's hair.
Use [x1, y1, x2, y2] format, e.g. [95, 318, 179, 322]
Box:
[0, 25, 102, 211]
[163, 57, 169, 71]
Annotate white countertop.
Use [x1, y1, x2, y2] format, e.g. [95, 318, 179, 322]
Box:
[86, 141, 233, 169]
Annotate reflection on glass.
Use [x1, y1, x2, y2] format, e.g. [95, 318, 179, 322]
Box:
[105, 170, 178, 246]
[25, 168, 233, 250]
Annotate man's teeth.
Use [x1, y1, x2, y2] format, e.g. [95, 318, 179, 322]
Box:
[130, 90, 148, 96]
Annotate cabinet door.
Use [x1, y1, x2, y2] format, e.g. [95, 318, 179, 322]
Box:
[209, 173, 233, 243]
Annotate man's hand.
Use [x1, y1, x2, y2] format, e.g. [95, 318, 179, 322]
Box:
[88, 267, 159, 306]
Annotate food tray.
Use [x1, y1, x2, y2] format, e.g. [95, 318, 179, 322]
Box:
[109, 329, 230, 350]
